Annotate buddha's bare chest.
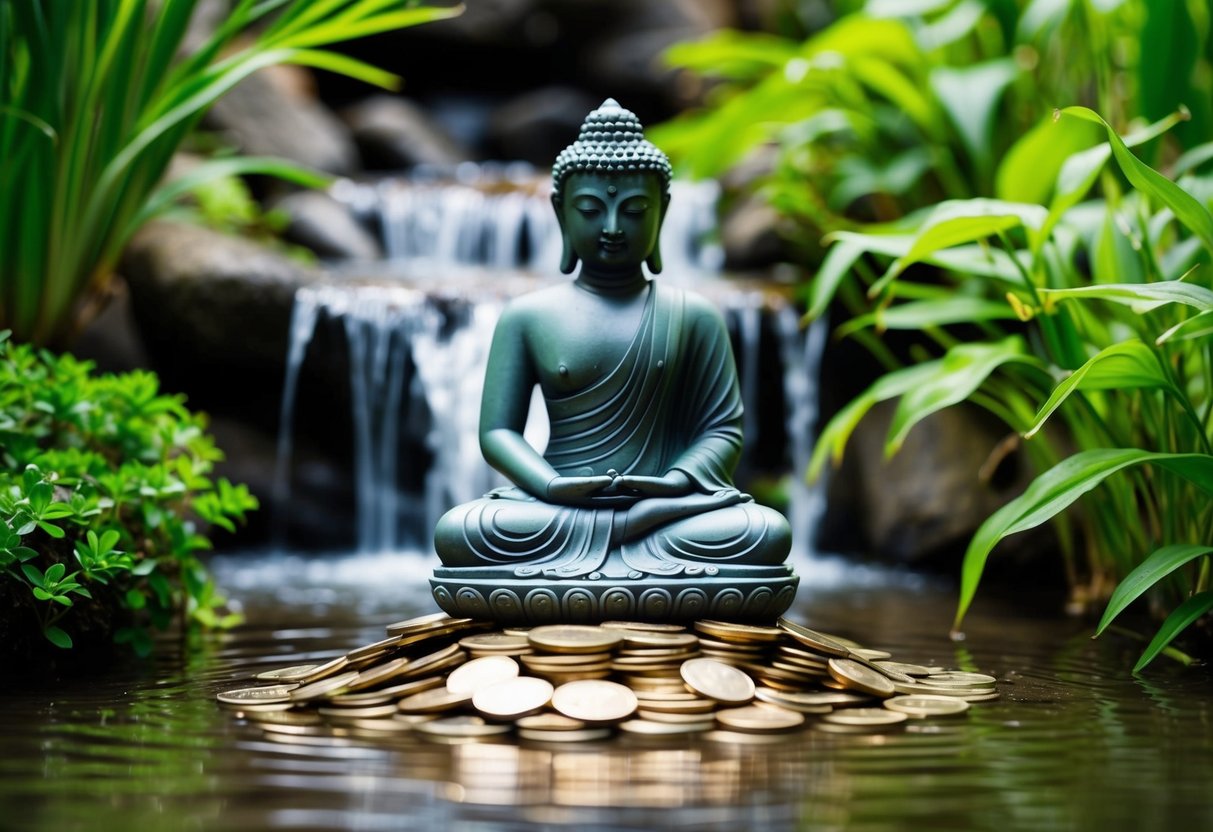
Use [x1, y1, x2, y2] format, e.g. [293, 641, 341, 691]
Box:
[527, 293, 648, 393]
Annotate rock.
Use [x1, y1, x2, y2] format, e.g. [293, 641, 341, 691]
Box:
[343, 95, 471, 170]
[274, 190, 383, 261]
[819, 400, 1036, 569]
[487, 86, 600, 166]
[204, 64, 359, 175]
[721, 194, 788, 270]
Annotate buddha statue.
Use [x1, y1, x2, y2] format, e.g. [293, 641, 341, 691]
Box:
[430, 99, 799, 623]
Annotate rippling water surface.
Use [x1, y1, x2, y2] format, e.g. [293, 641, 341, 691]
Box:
[1, 550, 1209, 832]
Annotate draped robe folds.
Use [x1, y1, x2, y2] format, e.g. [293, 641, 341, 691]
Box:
[433, 283, 791, 579]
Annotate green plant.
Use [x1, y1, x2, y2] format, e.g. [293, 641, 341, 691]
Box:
[653, 0, 1211, 248]
[0, 0, 460, 346]
[807, 107, 1213, 670]
[0, 330, 258, 654]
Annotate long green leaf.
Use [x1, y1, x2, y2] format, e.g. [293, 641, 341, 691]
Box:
[955, 449, 1213, 629]
[1134, 591, 1213, 672]
[1156, 309, 1213, 344]
[835, 296, 1018, 337]
[1061, 106, 1213, 257]
[1024, 341, 1172, 439]
[1095, 544, 1213, 636]
[930, 59, 1018, 177]
[1039, 279, 1213, 315]
[886, 336, 1037, 455]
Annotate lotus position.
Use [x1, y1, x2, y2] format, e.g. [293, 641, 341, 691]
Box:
[431, 100, 795, 621]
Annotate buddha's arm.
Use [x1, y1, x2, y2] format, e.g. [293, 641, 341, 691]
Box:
[479, 306, 614, 504]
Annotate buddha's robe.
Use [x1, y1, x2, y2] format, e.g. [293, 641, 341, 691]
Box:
[434, 284, 791, 578]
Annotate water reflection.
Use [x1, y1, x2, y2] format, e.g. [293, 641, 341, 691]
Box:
[0, 550, 1210, 832]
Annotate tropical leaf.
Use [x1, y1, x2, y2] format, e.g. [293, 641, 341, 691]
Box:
[1095, 544, 1213, 636]
[996, 114, 1101, 205]
[1039, 279, 1213, 315]
[835, 296, 1018, 337]
[1024, 341, 1173, 439]
[1133, 592, 1213, 671]
[1156, 309, 1213, 344]
[930, 59, 1019, 177]
[955, 449, 1213, 629]
[1061, 106, 1213, 256]
[886, 336, 1038, 455]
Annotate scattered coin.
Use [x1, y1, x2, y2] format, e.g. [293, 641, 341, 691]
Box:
[472, 676, 554, 720]
[619, 718, 715, 736]
[828, 658, 896, 698]
[551, 680, 638, 723]
[515, 713, 585, 732]
[716, 705, 806, 733]
[445, 656, 519, 695]
[883, 695, 971, 717]
[384, 611, 465, 636]
[289, 671, 360, 702]
[397, 686, 473, 714]
[459, 633, 532, 653]
[680, 658, 756, 704]
[822, 708, 908, 727]
[777, 618, 851, 657]
[600, 621, 687, 633]
[518, 727, 613, 743]
[216, 684, 298, 706]
[695, 620, 783, 643]
[254, 664, 320, 682]
[528, 625, 623, 654]
[414, 716, 513, 739]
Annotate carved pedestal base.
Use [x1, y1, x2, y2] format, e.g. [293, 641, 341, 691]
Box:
[430, 560, 799, 625]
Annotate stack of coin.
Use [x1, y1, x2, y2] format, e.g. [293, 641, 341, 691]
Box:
[218, 612, 1001, 745]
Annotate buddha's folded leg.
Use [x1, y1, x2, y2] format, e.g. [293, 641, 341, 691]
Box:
[620, 502, 791, 576]
[433, 493, 612, 578]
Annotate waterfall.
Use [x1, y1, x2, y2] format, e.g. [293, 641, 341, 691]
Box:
[276, 166, 824, 555]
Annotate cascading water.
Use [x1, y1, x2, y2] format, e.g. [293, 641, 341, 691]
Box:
[274, 164, 826, 557]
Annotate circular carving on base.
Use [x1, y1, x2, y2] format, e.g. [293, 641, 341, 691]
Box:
[743, 587, 774, 617]
[711, 587, 744, 618]
[489, 588, 522, 619]
[524, 588, 559, 621]
[455, 587, 489, 619]
[639, 588, 673, 620]
[431, 584, 455, 614]
[601, 588, 635, 618]
[774, 585, 797, 615]
[675, 587, 707, 619]
[562, 588, 596, 622]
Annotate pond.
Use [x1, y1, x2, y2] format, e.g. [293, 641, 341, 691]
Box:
[1, 549, 1209, 832]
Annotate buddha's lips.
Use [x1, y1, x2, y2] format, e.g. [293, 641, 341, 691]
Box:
[600, 240, 626, 252]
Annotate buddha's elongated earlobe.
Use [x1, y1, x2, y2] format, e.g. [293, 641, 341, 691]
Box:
[552, 194, 579, 274]
[645, 193, 671, 274]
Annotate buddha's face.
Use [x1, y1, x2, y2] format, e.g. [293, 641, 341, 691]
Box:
[559, 172, 665, 274]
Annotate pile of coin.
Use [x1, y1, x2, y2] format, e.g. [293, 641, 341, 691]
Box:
[217, 612, 999, 744]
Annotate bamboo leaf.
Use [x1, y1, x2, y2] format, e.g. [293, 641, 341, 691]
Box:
[1096, 545, 1213, 636]
[930, 59, 1018, 177]
[1061, 106, 1213, 256]
[1024, 341, 1172, 439]
[955, 449, 1213, 629]
[835, 297, 1018, 337]
[1039, 280, 1213, 315]
[1156, 309, 1213, 344]
[996, 114, 1101, 205]
[1134, 591, 1213, 672]
[886, 336, 1036, 455]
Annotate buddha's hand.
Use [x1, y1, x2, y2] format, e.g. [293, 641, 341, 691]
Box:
[545, 475, 616, 506]
[614, 470, 694, 498]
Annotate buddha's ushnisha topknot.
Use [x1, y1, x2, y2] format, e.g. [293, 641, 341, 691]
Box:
[551, 98, 672, 203]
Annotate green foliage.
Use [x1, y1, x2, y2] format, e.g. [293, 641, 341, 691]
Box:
[0, 0, 461, 347]
[0, 331, 258, 653]
[808, 108, 1213, 670]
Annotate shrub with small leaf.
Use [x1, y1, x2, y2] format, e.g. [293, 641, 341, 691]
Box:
[0, 331, 258, 656]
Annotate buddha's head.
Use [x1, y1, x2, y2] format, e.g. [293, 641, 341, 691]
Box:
[552, 99, 672, 275]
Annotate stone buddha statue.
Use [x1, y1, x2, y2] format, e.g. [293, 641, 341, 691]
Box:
[430, 99, 798, 623]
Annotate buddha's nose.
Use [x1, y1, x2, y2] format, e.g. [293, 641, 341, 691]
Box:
[603, 212, 624, 238]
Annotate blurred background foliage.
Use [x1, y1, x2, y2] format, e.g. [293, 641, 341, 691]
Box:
[657, 0, 1213, 667]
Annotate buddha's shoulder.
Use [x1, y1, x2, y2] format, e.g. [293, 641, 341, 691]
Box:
[659, 285, 727, 328]
[498, 283, 576, 323]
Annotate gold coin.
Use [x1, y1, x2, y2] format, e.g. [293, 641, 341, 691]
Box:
[346, 657, 412, 692]
[703, 729, 787, 745]
[520, 652, 612, 668]
[892, 681, 996, 697]
[401, 643, 465, 678]
[694, 620, 783, 643]
[852, 654, 915, 684]
[384, 611, 466, 636]
[459, 633, 532, 653]
[883, 695, 971, 717]
[874, 661, 933, 677]
[318, 703, 400, 721]
[515, 713, 585, 731]
[828, 658, 896, 698]
[254, 664, 320, 682]
[347, 634, 404, 662]
[295, 655, 351, 684]
[528, 625, 623, 654]
[777, 618, 851, 657]
[822, 707, 908, 727]
[216, 684, 298, 706]
[620, 632, 700, 649]
[472, 676, 554, 720]
[445, 656, 520, 695]
[753, 688, 832, 714]
[619, 719, 714, 736]
[716, 705, 806, 733]
[414, 716, 513, 739]
[518, 727, 612, 743]
[638, 708, 721, 725]
[397, 686, 473, 714]
[925, 672, 998, 687]
[289, 670, 360, 702]
[632, 697, 717, 715]
[600, 621, 687, 633]
[551, 679, 638, 723]
[330, 675, 443, 706]
[680, 658, 756, 704]
[612, 653, 697, 667]
[757, 688, 871, 708]
[850, 648, 893, 661]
